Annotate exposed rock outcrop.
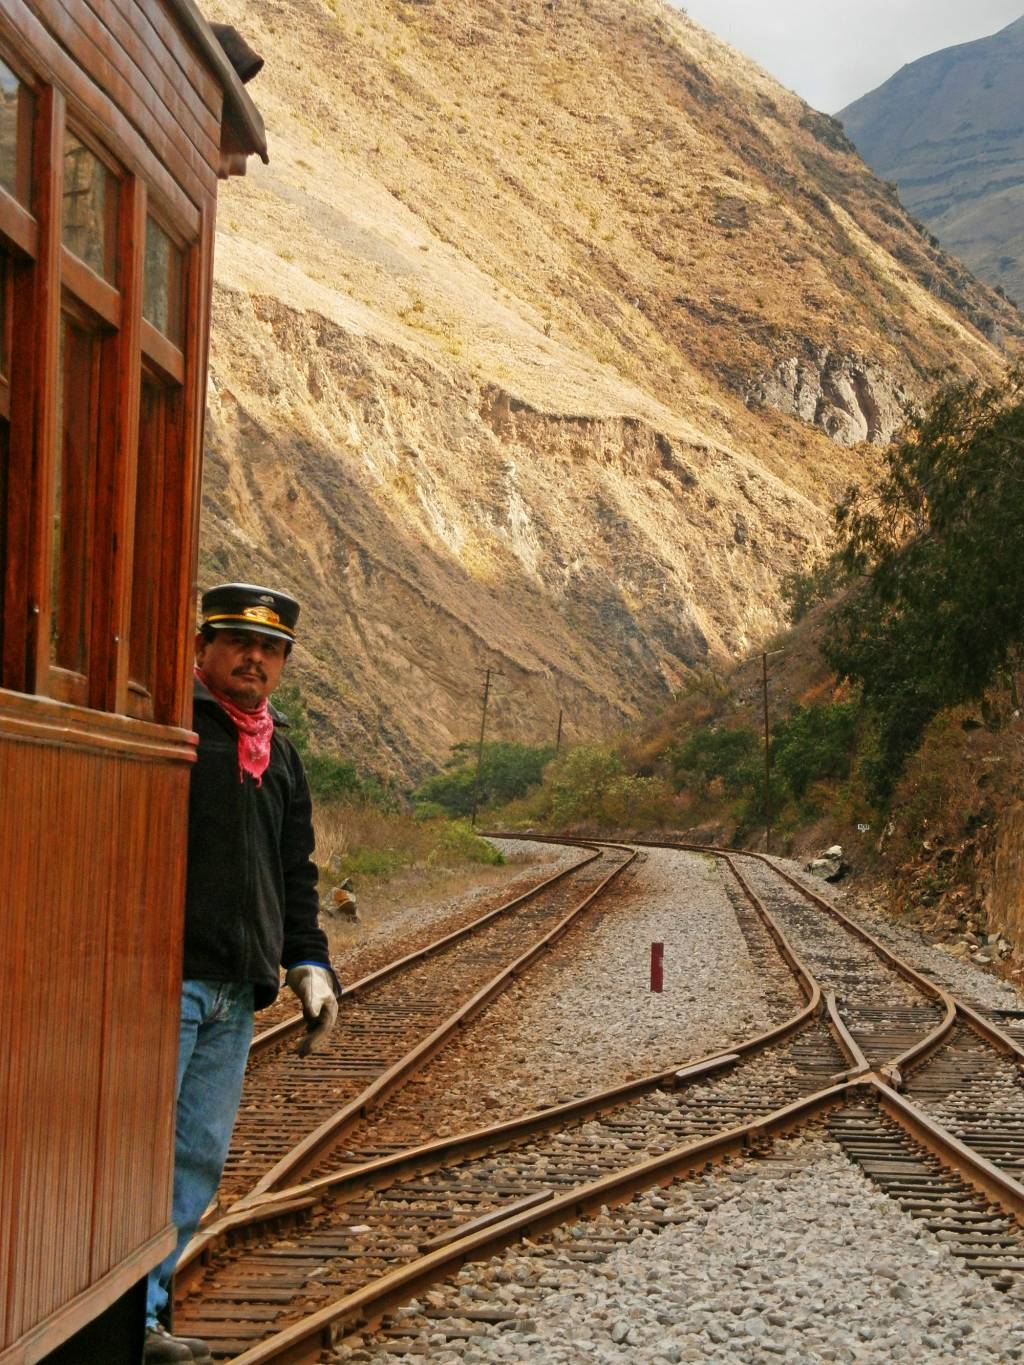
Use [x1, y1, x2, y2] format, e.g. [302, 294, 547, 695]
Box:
[746, 348, 912, 447]
[986, 802, 1024, 965]
[198, 0, 1018, 780]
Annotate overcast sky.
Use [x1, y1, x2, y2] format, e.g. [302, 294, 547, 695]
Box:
[674, 1, 1024, 112]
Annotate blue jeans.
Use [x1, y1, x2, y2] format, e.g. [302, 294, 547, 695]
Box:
[145, 980, 255, 1326]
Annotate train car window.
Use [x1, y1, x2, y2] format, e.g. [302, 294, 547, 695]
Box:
[50, 312, 100, 702]
[0, 62, 17, 195]
[143, 217, 183, 345]
[0, 50, 35, 694]
[61, 131, 118, 283]
[132, 218, 189, 722]
[129, 368, 182, 720]
[0, 58, 31, 205]
[0, 88, 198, 719]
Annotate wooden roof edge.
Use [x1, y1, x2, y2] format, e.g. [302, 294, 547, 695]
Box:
[166, 0, 269, 172]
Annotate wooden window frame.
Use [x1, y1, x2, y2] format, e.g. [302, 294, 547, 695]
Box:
[49, 302, 102, 706]
[126, 366, 186, 722]
[0, 23, 208, 730]
[126, 215, 190, 723]
[42, 115, 127, 710]
[0, 59, 45, 696]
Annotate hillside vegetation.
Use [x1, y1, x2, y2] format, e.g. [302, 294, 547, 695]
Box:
[201, 0, 1019, 784]
[471, 368, 1024, 983]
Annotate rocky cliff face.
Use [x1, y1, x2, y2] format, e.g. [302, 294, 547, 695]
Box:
[746, 346, 912, 447]
[838, 16, 1024, 307]
[199, 0, 1019, 782]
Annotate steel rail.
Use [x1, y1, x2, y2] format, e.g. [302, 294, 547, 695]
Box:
[174, 838, 840, 1307]
[202, 1051, 742, 1229]
[221, 845, 638, 1209]
[228, 844, 827, 1214]
[249, 843, 601, 1056]
[824, 990, 870, 1078]
[703, 841, 1024, 1196]
[510, 840, 1024, 1112]
[628, 838, 960, 1089]
[874, 1083, 1024, 1219]
[178, 839, 1024, 1362]
[220, 1082, 862, 1365]
[956, 998, 1024, 1067]
[749, 852, 958, 1084]
[216, 1073, 1024, 1365]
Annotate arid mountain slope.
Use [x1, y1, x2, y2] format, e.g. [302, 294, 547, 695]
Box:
[839, 16, 1024, 305]
[200, 0, 1019, 782]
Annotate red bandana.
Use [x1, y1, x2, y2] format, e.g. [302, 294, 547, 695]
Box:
[196, 666, 275, 785]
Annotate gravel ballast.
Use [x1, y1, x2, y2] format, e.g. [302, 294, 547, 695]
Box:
[772, 856, 1024, 1014]
[347, 846, 776, 1145]
[343, 1132, 1024, 1364]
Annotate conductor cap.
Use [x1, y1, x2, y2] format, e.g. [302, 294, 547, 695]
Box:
[200, 582, 299, 643]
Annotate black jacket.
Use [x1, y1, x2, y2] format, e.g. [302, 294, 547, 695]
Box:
[183, 679, 335, 1008]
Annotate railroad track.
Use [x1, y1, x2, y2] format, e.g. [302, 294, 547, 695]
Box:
[308, 844, 807, 1166]
[172, 1022, 848, 1359]
[828, 1099, 1024, 1290]
[171, 838, 1024, 1362]
[217, 841, 632, 1205]
[731, 853, 947, 1072]
[361, 1102, 1024, 1361]
[723, 850, 1024, 1187]
[169, 844, 850, 1358]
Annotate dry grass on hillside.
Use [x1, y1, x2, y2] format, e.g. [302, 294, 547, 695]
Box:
[196, 0, 1018, 782]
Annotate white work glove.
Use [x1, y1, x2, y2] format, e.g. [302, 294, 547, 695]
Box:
[285, 964, 339, 1056]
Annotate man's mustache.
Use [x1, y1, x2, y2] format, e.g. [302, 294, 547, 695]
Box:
[233, 663, 267, 681]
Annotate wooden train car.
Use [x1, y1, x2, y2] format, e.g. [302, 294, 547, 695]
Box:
[0, 3, 266, 1360]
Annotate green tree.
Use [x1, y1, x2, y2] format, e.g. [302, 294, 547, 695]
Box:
[412, 741, 556, 817]
[671, 726, 759, 795]
[825, 366, 1024, 798]
[771, 702, 859, 799]
[546, 745, 626, 824]
[538, 744, 672, 828]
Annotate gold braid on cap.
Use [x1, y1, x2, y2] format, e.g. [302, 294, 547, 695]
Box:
[205, 606, 294, 637]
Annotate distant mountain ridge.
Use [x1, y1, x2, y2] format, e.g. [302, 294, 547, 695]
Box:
[838, 16, 1024, 305]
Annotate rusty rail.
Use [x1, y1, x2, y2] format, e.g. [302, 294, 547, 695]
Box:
[250, 841, 601, 1056]
[222, 1082, 860, 1365]
[179, 837, 1024, 1361]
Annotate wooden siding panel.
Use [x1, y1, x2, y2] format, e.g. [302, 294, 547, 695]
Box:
[78, 0, 221, 157]
[3, 743, 105, 1338]
[110, 0, 222, 123]
[0, 1, 204, 237]
[0, 725, 190, 1353]
[92, 758, 188, 1273]
[30, 0, 219, 194]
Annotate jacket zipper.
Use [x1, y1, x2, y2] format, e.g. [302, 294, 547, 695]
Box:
[239, 744, 256, 982]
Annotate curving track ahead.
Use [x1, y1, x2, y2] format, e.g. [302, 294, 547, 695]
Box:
[171, 838, 1024, 1362]
[218, 842, 632, 1205]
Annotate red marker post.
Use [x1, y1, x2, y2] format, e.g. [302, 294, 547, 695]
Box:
[650, 941, 664, 993]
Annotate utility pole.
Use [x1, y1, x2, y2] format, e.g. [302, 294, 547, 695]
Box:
[737, 647, 784, 855]
[471, 667, 501, 826]
[555, 707, 563, 752]
[762, 650, 772, 855]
